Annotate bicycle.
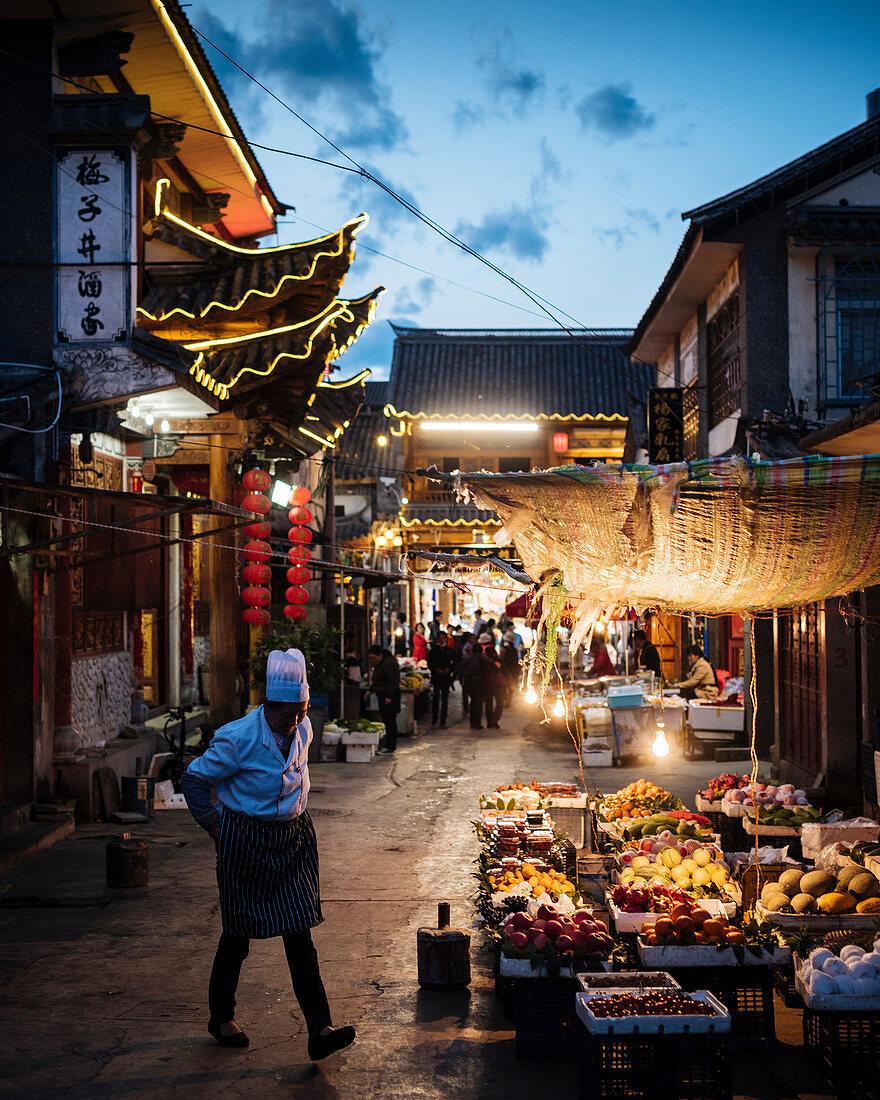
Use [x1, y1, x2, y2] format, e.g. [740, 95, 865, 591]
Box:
[159, 703, 197, 789]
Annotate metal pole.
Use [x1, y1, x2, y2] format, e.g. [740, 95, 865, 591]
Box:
[339, 570, 345, 716]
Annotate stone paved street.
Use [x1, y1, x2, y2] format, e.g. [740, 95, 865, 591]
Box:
[0, 699, 836, 1099]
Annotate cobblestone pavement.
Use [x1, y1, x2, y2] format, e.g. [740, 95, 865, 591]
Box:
[0, 698, 835, 1099]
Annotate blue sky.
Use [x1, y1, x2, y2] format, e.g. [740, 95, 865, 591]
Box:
[195, 0, 880, 379]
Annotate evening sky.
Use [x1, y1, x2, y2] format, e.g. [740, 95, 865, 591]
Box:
[195, 0, 880, 378]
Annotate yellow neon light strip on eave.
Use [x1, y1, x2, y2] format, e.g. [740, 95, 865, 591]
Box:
[382, 403, 628, 424]
[299, 426, 336, 448]
[317, 369, 372, 390]
[150, 178, 367, 257]
[185, 305, 354, 392]
[400, 516, 502, 528]
[151, 0, 263, 199]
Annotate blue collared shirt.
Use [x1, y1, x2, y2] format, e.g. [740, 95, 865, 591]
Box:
[181, 705, 311, 829]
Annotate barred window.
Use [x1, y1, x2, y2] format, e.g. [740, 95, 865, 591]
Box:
[818, 251, 880, 405]
[707, 296, 741, 428]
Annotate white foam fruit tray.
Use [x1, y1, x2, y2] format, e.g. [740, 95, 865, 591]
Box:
[499, 956, 611, 979]
[575, 990, 730, 1034]
[755, 901, 880, 931]
[795, 970, 880, 1011]
[608, 896, 735, 933]
[637, 940, 790, 967]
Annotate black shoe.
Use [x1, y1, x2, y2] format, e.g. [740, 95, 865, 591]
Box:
[470, 724, 483, 729]
[208, 1020, 250, 1048]
[308, 1025, 356, 1061]
[376, 747, 395, 755]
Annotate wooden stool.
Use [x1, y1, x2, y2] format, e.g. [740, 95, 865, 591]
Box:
[417, 903, 471, 989]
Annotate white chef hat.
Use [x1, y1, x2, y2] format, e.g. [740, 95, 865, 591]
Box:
[265, 648, 310, 703]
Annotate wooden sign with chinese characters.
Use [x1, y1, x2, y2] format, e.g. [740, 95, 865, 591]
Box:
[648, 387, 684, 465]
[56, 149, 133, 342]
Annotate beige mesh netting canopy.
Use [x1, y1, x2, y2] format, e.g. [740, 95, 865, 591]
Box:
[450, 454, 880, 644]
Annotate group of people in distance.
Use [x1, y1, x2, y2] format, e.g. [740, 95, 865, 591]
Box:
[357, 610, 524, 752]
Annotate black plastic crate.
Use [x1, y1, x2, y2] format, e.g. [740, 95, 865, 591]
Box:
[665, 965, 774, 1048]
[578, 1025, 732, 1100]
[513, 976, 580, 1060]
[718, 813, 746, 852]
[493, 944, 514, 1019]
[804, 1008, 880, 1099]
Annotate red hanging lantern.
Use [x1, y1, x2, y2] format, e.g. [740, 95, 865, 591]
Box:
[287, 545, 311, 563]
[243, 562, 271, 585]
[285, 586, 309, 605]
[552, 432, 569, 454]
[242, 492, 271, 515]
[287, 526, 313, 544]
[244, 540, 271, 563]
[242, 519, 271, 539]
[290, 486, 311, 506]
[242, 586, 271, 607]
[286, 565, 309, 584]
[288, 506, 312, 526]
[283, 605, 307, 620]
[242, 607, 270, 626]
[242, 468, 271, 492]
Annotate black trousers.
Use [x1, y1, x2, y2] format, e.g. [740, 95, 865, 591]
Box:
[469, 688, 487, 728]
[378, 696, 398, 751]
[432, 679, 450, 725]
[487, 689, 503, 727]
[208, 930, 332, 1035]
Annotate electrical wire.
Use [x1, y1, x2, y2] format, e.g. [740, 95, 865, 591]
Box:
[0, 366, 62, 434]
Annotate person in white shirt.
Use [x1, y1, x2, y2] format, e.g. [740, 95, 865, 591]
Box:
[181, 649, 354, 1060]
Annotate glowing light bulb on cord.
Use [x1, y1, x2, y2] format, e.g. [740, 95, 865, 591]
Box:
[144, 411, 154, 427]
[524, 684, 538, 705]
[652, 720, 670, 758]
[553, 696, 565, 719]
[129, 400, 140, 419]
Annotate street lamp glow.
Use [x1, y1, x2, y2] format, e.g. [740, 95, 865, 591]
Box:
[420, 421, 538, 432]
[375, 534, 387, 548]
[392, 535, 402, 547]
[377, 434, 388, 447]
[401, 496, 409, 505]
[524, 685, 538, 705]
[270, 479, 291, 507]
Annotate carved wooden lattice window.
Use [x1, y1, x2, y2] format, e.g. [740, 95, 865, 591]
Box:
[707, 296, 741, 428]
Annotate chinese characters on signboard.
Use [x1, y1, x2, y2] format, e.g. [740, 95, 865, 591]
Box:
[648, 387, 684, 465]
[56, 149, 132, 342]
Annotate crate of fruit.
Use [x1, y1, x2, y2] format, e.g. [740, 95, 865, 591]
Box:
[756, 865, 880, 927]
[608, 893, 734, 934]
[695, 795, 723, 813]
[575, 989, 730, 1034]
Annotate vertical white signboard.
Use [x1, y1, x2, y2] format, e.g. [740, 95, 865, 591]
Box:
[56, 149, 131, 342]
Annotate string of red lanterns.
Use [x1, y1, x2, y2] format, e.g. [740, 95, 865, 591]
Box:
[241, 468, 272, 626]
[283, 486, 312, 620]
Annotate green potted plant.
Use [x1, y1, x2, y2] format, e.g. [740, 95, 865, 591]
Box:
[249, 624, 343, 760]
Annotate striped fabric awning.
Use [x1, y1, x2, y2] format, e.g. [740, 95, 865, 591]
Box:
[455, 454, 880, 623]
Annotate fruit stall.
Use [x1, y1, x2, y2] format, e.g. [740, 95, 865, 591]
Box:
[471, 771, 880, 1098]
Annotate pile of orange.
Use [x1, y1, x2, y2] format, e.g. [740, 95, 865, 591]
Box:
[601, 780, 672, 822]
[641, 903, 746, 947]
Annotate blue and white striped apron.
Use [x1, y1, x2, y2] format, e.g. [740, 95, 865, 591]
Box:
[217, 807, 323, 937]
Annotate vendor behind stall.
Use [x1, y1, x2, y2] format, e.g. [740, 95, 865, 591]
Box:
[673, 645, 720, 701]
[633, 628, 663, 678]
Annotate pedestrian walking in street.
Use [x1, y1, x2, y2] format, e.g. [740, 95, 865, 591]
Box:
[427, 630, 454, 727]
[500, 640, 520, 706]
[428, 612, 443, 643]
[412, 622, 428, 662]
[483, 643, 506, 728]
[456, 644, 495, 729]
[179, 649, 355, 1061]
[471, 608, 486, 640]
[457, 631, 475, 714]
[368, 644, 401, 753]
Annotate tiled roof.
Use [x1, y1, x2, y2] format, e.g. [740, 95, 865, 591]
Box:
[336, 382, 403, 479]
[683, 114, 880, 228]
[386, 327, 651, 419]
[788, 205, 880, 245]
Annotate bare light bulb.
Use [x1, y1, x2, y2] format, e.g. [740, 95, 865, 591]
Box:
[553, 696, 565, 719]
[524, 685, 538, 705]
[144, 411, 154, 427]
[129, 401, 140, 418]
[159, 418, 170, 433]
[652, 723, 670, 757]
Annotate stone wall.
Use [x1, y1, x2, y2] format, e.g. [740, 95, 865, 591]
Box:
[71, 650, 134, 747]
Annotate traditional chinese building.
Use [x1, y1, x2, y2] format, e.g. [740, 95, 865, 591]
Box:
[0, 0, 381, 832]
[379, 326, 652, 624]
